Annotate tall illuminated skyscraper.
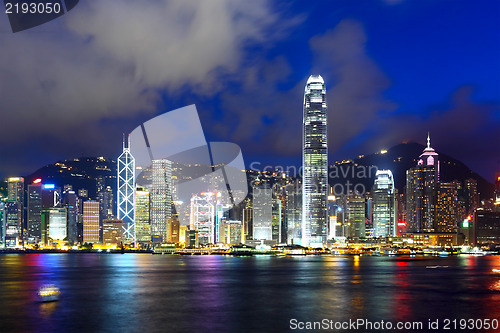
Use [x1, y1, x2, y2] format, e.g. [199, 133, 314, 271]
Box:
[373, 170, 396, 237]
[7, 177, 24, 241]
[117, 134, 136, 244]
[406, 134, 439, 232]
[302, 75, 328, 247]
[150, 159, 172, 243]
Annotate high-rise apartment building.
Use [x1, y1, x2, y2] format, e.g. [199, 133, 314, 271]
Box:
[302, 75, 328, 247]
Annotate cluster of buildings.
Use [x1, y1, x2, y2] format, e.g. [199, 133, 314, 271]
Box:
[1, 75, 499, 250]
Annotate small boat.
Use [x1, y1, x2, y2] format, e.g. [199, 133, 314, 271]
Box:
[38, 285, 61, 302]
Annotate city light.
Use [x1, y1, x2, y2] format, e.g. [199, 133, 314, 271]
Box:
[33, 178, 42, 184]
[43, 184, 55, 189]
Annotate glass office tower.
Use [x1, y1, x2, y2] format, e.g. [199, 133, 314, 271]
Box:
[302, 75, 328, 247]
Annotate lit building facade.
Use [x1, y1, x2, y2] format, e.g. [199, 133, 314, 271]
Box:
[117, 135, 136, 244]
[302, 75, 328, 247]
[47, 207, 68, 241]
[103, 219, 123, 246]
[83, 201, 100, 243]
[27, 183, 43, 242]
[406, 135, 439, 232]
[272, 198, 282, 242]
[436, 182, 458, 233]
[285, 181, 302, 245]
[190, 193, 214, 245]
[135, 188, 151, 243]
[7, 177, 24, 241]
[373, 170, 396, 237]
[252, 183, 272, 241]
[348, 195, 366, 238]
[2, 201, 21, 248]
[150, 159, 173, 243]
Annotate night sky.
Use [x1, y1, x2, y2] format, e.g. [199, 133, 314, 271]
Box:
[0, 0, 498, 181]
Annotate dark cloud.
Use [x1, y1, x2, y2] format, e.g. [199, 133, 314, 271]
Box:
[0, 0, 294, 177]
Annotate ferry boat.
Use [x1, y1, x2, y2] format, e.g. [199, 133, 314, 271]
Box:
[38, 285, 61, 302]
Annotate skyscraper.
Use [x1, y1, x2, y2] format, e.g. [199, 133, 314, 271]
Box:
[135, 187, 151, 243]
[7, 177, 24, 241]
[83, 201, 100, 244]
[190, 193, 215, 245]
[27, 182, 42, 242]
[302, 75, 328, 247]
[436, 182, 458, 233]
[464, 178, 479, 216]
[117, 135, 136, 244]
[348, 195, 366, 238]
[373, 170, 396, 237]
[406, 134, 439, 232]
[252, 182, 272, 241]
[2, 201, 21, 248]
[150, 159, 172, 243]
[285, 180, 302, 245]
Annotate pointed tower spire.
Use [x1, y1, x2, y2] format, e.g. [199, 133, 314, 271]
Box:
[427, 132, 431, 149]
[122, 133, 126, 150]
[127, 133, 131, 150]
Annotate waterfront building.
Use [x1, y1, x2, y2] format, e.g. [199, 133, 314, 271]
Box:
[150, 159, 172, 243]
[242, 197, 253, 241]
[166, 217, 180, 243]
[373, 170, 396, 237]
[285, 180, 302, 245]
[103, 219, 123, 246]
[436, 182, 458, 233]
[253, 182, 272, 241]
[135, 187, 151, 243]
[83, 201, 100, 244]
[46, 207, 68, 242]
[464, 178, 479, 216]
[117, 135, 136, 244]
[348, 195, 366, 238]
[272, 198, 282, 242]
[190, 193, 215, 245]
[475, 210, 500, 245]
[406, 134, 439, 232]
[27, 182, 42, 243]
[2, 201, 21, 248]
[302, 75, 328, 247]
[221, 220, 243, 245]
[62, 190, 79, 245]
[7, 177, 24, 239]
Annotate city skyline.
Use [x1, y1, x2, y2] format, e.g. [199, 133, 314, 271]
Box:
[0, 0, 498, 182]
